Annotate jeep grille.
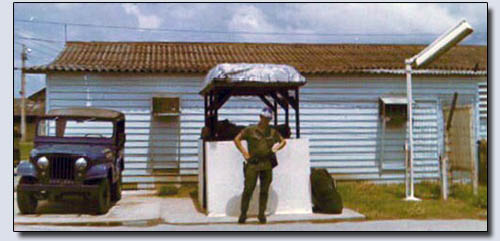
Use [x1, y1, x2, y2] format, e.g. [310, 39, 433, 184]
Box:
[49, 156, 76, 181]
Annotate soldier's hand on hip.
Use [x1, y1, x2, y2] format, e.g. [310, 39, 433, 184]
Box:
[272, 143, 282, 153]
[243, 151, 251, 161]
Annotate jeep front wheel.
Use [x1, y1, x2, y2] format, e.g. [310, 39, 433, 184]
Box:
[95, 179, 111, 214]
[17, 178, 38, 214]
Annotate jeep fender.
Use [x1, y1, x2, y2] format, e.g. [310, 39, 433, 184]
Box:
[85, 163, 112, 181]
[17, 161, 37, 178]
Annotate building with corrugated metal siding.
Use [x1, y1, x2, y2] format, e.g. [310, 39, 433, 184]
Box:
[25, 42, 487, 189]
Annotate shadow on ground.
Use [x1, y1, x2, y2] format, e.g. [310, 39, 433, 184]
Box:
[28, 196, 113, 216]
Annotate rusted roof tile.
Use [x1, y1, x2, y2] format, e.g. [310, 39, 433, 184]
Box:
[25, 42, 487, 75]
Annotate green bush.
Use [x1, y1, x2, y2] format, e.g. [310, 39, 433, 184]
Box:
[473, 192, 487, 209]
[449, 184, 487, 209]
[415, 181, 441, 200]
[19, 142, 34, 161]
[479, 140, 487, 185]
[157, 185, 179, 196]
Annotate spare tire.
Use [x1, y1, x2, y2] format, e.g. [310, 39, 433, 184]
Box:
[310, 168, 343, 214]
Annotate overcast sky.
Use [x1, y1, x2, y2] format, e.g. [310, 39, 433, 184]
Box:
[13, 2, 487, 97]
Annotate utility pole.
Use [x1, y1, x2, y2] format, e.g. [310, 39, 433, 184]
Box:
[20, 44, 28, 142]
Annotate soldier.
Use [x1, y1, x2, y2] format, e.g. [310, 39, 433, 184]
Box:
[234, 107, 287, 224]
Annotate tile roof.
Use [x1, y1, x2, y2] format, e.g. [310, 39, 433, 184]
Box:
[25, 42, 487, 75]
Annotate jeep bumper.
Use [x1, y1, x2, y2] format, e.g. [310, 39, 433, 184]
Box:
[17, 183, 99, 193]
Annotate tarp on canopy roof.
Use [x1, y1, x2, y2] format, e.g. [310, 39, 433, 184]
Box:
[201, 63, 306, 94]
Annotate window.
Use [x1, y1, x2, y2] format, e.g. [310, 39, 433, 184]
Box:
[379, 97, 407, 127]
[152, 97, 180, 116]
[37, 118, 114, 138]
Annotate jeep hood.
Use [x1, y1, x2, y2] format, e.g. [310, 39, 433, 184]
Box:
[32, 144, 111, 160]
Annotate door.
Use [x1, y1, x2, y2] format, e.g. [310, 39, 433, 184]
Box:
[148, 96, 181, 174]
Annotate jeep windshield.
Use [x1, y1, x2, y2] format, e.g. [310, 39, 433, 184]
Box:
[37, 117, 114, 139]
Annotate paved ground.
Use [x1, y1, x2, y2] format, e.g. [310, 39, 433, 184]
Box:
[13, 187, 486, 231]
[14, 191, 162, 225]
[14, 190, 364, 226]
[161, 198, 364, 224]
[14, 219, 487, 231]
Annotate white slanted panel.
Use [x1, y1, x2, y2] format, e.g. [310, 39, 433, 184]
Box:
[200, 139, 312, 217]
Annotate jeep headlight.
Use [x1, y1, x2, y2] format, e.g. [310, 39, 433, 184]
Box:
[75, 157, 88, 171]
[37, 156, 49, 169]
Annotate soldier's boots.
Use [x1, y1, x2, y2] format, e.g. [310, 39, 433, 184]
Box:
[238, 215, 247, 224]
[238, 215, 266, 224]
[258, 215, 267, 224]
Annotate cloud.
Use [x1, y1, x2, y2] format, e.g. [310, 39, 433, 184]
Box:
[122, 3, 161, 29]
[54, 3, 79, 10]
[227, 5, 280, 42]
[284, 3, 461, 35]
[228, 5, 275, 32]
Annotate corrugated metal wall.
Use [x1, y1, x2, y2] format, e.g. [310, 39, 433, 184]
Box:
[478, 82, 487, 140]
[46, 72, 485, 188]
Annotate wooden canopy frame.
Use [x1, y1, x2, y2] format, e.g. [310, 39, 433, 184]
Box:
[200, 84, 303, 140]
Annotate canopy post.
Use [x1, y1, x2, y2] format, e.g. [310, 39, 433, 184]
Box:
[209, 91, 216, 139]
[204, 95, 208, 130]
[279, 90, 290, 128]
[285, 104, 289, 127]
[213, 94, 218, 139]
[295, 88, 300, 138]
[273, 97, 278, 126]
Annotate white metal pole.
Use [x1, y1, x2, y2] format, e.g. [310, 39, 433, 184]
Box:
[405, 140, 410, 197]
[441, 156, 448, 200]
[405, 60, 420, 201]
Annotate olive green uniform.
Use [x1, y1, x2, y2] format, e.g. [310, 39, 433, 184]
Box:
[239, 125, 282, 218]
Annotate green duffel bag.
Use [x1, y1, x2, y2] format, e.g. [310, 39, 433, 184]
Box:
[310, 168, 343, 214]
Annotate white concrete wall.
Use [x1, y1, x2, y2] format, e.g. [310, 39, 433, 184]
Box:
[199, 139, 312, 217]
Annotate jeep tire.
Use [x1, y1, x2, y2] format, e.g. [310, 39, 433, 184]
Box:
[95, 178, 111, 214]
[17, 178, 38, 214]
[111, 172, 122, 202]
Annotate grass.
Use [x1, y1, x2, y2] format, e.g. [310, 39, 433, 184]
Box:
[155, 182, 486, 221]
[155, 184, 199, 197]
[19, 142, 34, 160]
[156, 185, 180, 196]
[15, 142, 34, 166]
[337, 181, 487, 220]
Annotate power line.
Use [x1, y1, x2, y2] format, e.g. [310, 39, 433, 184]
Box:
[15, 50, 53, 62]
[15, 36, 65, 43]
[14, 44, 55, 62]
[15, 37, 62, 53]
[32, 48, 57, 58]
[28, 40, 61, 52]
[14, 18, 475, 37]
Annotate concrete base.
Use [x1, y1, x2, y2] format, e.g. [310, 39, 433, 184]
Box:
[14, 191, 162, 226]
[199, 138, 313, 217]
[14, 192, 365, 226]
[161, 198, 365, 224]
[404, 196, 422, 202]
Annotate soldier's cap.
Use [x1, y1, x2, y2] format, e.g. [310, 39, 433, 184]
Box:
[260, 107, 273, 119]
